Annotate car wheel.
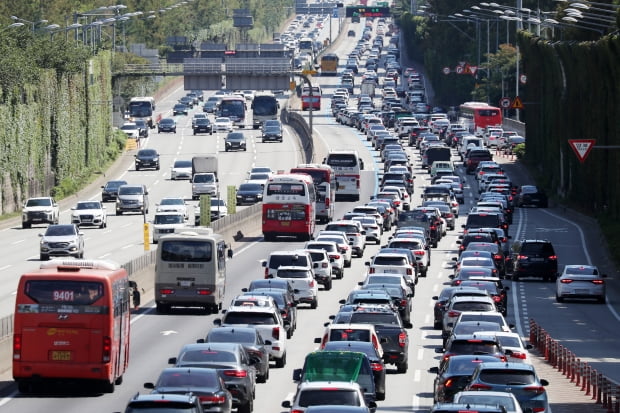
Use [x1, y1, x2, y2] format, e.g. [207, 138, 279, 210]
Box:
[275, 352, 286, 368]
[310, 298, 318, 309]
[155, 302, 170, 314]
[22, 222, 31, 229]
[238, 398, 253, 413]
[116, 210, 122, 215]
[324, 280, 332, 291]
[598, 295, 606, 304]
[396, 361, 408, 373]
[433, 320, 442, 330]
[556, 293, 564, 303]
[40, 254, 49, 261]
[345, 259, 352, 268]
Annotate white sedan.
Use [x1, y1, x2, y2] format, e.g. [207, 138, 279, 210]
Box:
[214, 117, 234, 132]
[170, 160, 193, 180]
[556, 264, 607, 303]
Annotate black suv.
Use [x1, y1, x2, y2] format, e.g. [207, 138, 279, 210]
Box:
[134, 149, 160, 171]
[193, 118, 213, 135]
[509, 239, 558, 281]
[123, 393, 204, 412]
[516, 185, 549, 208]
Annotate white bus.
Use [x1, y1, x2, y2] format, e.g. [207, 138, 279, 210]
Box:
[154, 228, 230, 314]
[251, 93, 279, 129]
[323, 150, 365, 202]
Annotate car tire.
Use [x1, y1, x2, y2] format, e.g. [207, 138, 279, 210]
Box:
[155, 302, 170, 314]
[324, 280, 332, 291]
[396, 361, 408, 373]
[555, 294, 564, 303]
[598, 296, 606, 304]
[22, 222, 31, 229]
[345, 259, 352, 268]
[40, 254, 49, 261]
[238, 398, 253, 413]
[433, 320, 442, 330]
[310, 299, 318, 309]
[275, 352, 286, 368]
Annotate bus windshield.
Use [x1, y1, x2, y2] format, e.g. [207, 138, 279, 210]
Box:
[252, 96, 278, 116]
[128, 101, 153, 117]
[160, 240, 213, 262]
[220, 100, 245, 117]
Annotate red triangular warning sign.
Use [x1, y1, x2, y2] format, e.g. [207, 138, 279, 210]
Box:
[568, 139, 596, 163]
[511, 96, 523, 109]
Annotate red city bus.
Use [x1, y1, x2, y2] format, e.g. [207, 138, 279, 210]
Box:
[262, 174, 316, 241]
[13, 259, 137, 393]
[290, 164, 336, 224]
[301, 86, 321, 111]
[458, 102, 503, 137]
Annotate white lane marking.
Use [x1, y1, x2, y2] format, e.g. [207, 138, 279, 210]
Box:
[11, 240, 24, 245]
[512, 207, 527, 338]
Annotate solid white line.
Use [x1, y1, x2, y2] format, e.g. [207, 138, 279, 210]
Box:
[512, 207, 526, 338]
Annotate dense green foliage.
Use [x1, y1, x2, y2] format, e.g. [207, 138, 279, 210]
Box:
[0, 0, 294, 50]
[520, 32, 620, 219]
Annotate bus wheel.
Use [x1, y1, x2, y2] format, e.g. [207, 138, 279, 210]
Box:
[115, 375, 123, 385]
[17, 381, 31, 394]
[101, 379, 115, 393]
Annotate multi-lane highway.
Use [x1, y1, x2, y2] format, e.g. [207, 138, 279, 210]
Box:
[0, 14, 618, 413]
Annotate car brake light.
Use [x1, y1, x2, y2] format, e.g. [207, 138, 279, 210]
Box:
[492, 295, 502, 303]
[292, 410, 304, 413]
[398, 332, 407, 347]
[371, 362, 384, 371]
[414, 250, 424, 256]
[369, 267, 375, 274]
[517, 255, 528, 260]
[430, 225, 436, 230]
[160, 289, 175, 295]
[322, 263, 328, 268]
[272, 327, 280, 340]
[468, 383, 493, 390]
[309, 280, 315, 288]
[400, 299, 408, 307]
[224, 369, 248, 378]
[524, 385, 546, 395]
[448, 310, 460, 317]
[548, 255, 557, 260]
[199, 395, 227, 403]
[560, 279, 573, 284]
[330, 254, 341, 260]
[493, 254, 502, 260]
[510, 352, 527, 359]
[592, 279, 604, 285]
[444, 378, 454, 388]
[197, 289, 212, 295]
[264, 268, 269, 278]
[406, 268, 412, 275]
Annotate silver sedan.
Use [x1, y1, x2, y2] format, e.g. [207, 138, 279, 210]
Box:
[556, 264, 606, 303]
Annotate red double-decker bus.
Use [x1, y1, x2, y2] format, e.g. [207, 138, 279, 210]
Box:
[458, 101, 503, 137]
[13, 259, 136, 393]
[262, 174, 316, 241]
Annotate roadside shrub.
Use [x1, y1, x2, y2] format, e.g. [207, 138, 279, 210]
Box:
[514, 143, 526, 159]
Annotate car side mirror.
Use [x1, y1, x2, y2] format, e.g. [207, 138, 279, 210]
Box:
[196, 338, 205, 343]
[540, 379, 549, 386]
[313, 337, 321, 343]
[429, 366, 439, 374]
[293, 368, 302, 381]
[144, 382, 155, 389]
[167, 357, 177, 364]
[282, 401, 292, 408]
[434, 348, 444, 354]
[213, 319, 222, 326]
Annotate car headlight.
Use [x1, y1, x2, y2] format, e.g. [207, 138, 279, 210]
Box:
[153, 157, 159, 162]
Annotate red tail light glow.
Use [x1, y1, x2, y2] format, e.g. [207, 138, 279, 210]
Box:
[371, 362, 384, 371]
[272, 327, 280, 340]
[510, 352, 527, 359]
[524, 386, 546, 395]
[448, 310, 460, 317]
[414, 250, 425, 256]
[224, 370, 248, 378]
[197, 289, 212, 295]
[592, 279, 604, 285]
[369, 268, 375, 274]
[160, 289, 175, 295]
[13, 334, 21, 360]
[560, 279, 573, 284]
[199, 395, 227, 404]
[468, 383, 493, 390]
[102, 336, 112, 362]
[398, 332, 407, 347]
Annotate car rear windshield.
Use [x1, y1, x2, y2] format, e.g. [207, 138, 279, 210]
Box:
[126, 402, 197, 412]
[329, 329, 371, 342]
[349, 312, 400, 325]
[520, 242, 555, 256]
[373, 256, 408, 266]
[478, 369, 536, 385]
[452, 302, 495, 312]
[325, 224, 360, 234]
[466, 214, 501, 227]
[207, 330, 255, 344]
[268, 254, 309, 269]
[223, 311, 277, 325]
[298, 389, 361, 407]
[449, 341, 501, 355]
[277, 269, 310, 279]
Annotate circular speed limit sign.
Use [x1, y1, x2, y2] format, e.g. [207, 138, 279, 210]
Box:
[520, 74, 527, 84]
[442, 67, 450, 75]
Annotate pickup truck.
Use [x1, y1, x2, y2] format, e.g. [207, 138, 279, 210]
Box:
[22, 197, 60, 228]
[330, 305, 411, 373]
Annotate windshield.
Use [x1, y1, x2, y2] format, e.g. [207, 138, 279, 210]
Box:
[119, 186, 144, 195]
[76, 202, 100, 210]
[160, 199, 184, 206]
[154, 214, 184, 224]
[26, 198, 52, 207]
[45, 225, 76, 236]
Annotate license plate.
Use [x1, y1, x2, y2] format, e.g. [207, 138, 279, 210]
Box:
[383, 269, 398, 273]
[180, 280, 192, 287]
[530, 258, 544, 262]
[575, 289, 589, 294]
[281, 221, 290, 226]
[50, 350, 72, 361]
[338, 185, 345, 190]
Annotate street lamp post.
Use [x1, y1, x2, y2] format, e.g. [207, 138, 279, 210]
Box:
[10, 16, 49, 33]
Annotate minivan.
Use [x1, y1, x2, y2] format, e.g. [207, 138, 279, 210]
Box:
[116, 184, 149, 215]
